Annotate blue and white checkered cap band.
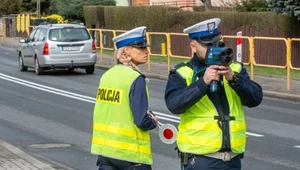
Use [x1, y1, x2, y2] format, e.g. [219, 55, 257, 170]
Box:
[188, 28, 219, 39]
[116, 36, 144, 49]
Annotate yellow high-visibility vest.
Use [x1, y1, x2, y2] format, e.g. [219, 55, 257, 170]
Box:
[176, 62, 246, 155]
[91, 65, 152, 165]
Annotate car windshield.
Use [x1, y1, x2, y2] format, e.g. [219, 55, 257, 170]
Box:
[49, 27, 90, 42]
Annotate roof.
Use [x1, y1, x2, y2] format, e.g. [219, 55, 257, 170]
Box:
[37, 23, 86, 29]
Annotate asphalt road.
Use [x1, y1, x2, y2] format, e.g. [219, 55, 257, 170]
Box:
[0, 46, 300, 170]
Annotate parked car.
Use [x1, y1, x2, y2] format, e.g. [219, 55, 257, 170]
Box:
[18, 23, 97, 75]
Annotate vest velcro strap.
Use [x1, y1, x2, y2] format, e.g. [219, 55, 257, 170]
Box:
[214, 115, 235, 121]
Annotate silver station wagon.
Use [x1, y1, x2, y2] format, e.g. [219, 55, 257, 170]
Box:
[18, 23, 97, 75]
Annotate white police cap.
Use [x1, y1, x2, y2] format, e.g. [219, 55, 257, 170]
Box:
[183, 18, 221, 44]
[112, 26, 150, 49]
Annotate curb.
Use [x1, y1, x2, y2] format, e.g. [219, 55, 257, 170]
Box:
[0, 139, 56, 170]
[95, 64, 300, 102]
[262, 90, 300, 101]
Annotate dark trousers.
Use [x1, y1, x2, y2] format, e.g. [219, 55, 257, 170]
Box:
[97, 155, 152, 170]
[183, 154, 242, 170]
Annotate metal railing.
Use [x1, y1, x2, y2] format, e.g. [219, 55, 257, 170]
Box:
[11, 25, 300, 90]
[147, 32, 170, 71]
[87, 29, 101, 62]
[287, 38, 300, 90]
[252, 37, 289, 89]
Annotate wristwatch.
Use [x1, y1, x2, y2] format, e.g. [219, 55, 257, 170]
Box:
[228, 72, 239, 85]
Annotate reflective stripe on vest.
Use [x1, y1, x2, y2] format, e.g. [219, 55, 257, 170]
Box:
[91, 65, 152, 165]
[176, 62, 246, 155]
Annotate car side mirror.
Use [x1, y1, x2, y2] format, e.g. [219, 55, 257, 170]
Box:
[19, 39, 26, 43]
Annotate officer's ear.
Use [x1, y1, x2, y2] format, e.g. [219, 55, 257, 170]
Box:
[124, 46, 132, 53]
[122, 47, 130, 56]
[122, 47, 132, 62]
[189, 40, 197, 53]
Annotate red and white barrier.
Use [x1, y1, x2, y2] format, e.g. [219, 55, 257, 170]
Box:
[237, 31, 242, 62]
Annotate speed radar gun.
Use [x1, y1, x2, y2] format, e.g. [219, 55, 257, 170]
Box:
[205, 46, 233, 92]
[148, 111, 177, 144]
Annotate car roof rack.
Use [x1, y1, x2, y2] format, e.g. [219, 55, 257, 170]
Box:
[39, 21, 52, 26]
[69, 22, 84, 26]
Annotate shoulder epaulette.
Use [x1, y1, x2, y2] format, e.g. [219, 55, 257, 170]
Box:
[230, 61, 243, 73]
[232, 61, 244, 67]
[169, 62, 189, 73]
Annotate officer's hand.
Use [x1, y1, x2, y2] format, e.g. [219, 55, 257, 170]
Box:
[147, 110, 154, 117]
[152, 116, 159, 126]
[216, 65, 234, 81]
[147, 111, 159, 126]
[204, 65, 220, 85]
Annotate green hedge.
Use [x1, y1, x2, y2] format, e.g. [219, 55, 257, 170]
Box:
[104, 6, 178, 31]
[167, 11, 297, 32]
[84, 6, 105, 28]
[84, 6, 298, 33]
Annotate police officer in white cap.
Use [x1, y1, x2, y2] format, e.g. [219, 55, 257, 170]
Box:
[91, 26, 158, 170]
[164, 18, 263, 170]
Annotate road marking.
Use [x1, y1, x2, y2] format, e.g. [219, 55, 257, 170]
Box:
[0, 73, 94, 101]
[246, 132, 264, 137]
[295, 146, 300, 148]
[0, 74, 95, 103]
[0, 73, 265, 137]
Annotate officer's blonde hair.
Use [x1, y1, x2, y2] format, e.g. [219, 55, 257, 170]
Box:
[114, 47, 149, 82]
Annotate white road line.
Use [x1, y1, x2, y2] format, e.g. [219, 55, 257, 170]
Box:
[0, 73, 265, 137]
[0, 73, 181, 122]
[295, 146, 300, 148]
[246, 132, 264, 137]
[0, 75, 95, 103]
[0, 73, 95, 101]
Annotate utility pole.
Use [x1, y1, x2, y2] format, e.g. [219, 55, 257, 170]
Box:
[37, 0, 41, 19]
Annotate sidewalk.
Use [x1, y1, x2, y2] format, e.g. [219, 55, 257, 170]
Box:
[2, 37, 300, 101]
[0, 139, 65, 170]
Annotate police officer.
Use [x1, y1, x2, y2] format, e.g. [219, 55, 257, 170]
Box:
[164, 18, 263, 170]
[91, 26, 159, 170]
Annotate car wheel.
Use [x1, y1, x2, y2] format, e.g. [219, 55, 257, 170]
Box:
[35, 58, 44, 75]
[85, 65, 94, 74]
[19, 54, 27, 72]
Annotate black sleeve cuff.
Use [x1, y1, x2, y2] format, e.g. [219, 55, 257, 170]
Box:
[196, 77, 209, 93]
[229, 74, 244, 90]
